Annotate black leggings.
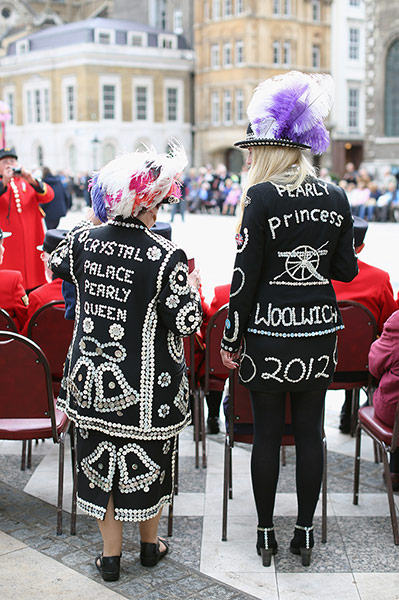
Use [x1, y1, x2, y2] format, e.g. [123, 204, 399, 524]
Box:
[250, 389, 326, 528]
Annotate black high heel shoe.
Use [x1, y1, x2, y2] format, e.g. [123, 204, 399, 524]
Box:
[95, 553, 121, 581]
[290, 524, 314, 567]
[256, 526, 278, 567]
[140, 537, 169, 567]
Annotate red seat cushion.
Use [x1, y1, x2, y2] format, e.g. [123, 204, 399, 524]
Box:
[358, 405, 393, 445]
[0, 409, 69, 440]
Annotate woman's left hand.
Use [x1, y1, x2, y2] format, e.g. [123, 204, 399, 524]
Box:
[220, 349, 240, 369]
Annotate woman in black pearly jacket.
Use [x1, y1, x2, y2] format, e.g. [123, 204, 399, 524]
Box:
[49, 143, 202, 579]
[221, 72, 358, 567]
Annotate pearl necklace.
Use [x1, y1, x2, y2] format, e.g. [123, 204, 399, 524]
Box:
[10, 178, 22, 213]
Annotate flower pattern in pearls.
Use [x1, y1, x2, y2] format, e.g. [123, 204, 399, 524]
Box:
[83, 317, 94, 334]
[165, 295, 180, 309]
[158, 404, 170, 418]
[146, 246, 162, 261]
[157, 372, 171, 388]
[109, 323, 125, 341]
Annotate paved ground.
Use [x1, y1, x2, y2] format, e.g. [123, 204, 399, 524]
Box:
[1, 208, 399, 599]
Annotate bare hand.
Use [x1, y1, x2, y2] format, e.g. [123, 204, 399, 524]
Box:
[220, 349, 240, 369]
[19, 166, 36, 186]
[1, 164, 14, 186]
[188, 268, 201, 290]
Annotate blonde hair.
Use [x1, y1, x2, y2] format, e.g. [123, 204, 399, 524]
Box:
[236, 146, 316, 232]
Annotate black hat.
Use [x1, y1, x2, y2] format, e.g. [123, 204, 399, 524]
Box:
[0, 147, 17, 160]
[234, 123, 310, 151]
[0, 228, 11, 240]
[37, 229, 68, 253]
[353, 216, 368, 247]
[150, 221, 172, 241]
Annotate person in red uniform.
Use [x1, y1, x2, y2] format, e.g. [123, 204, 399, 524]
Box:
[332, 216, 397, 432]
[0, 147, 54, 291]
[20, 229, 67, 336]
[0, 227, 29, 330]
[201, 284, 230, 433]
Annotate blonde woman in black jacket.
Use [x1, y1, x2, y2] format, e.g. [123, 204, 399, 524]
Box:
[221, 72, 358, 567]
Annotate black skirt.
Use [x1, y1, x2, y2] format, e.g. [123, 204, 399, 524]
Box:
[239, 332, 337, 392]
[75, 428, 177, 522]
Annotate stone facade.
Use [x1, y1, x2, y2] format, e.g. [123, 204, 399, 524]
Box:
[363, 0, 399, 177]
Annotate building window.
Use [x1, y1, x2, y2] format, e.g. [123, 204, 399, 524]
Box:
[235, 40, 244, 64]
[173, 9, 183, 34]
[235, 89, 244, 122]
[349, 27, 360, 60]
[311, 0, 320, 22]
[135, 86, 148, 120]
[312, 44, 320, 68]
[348, 87, 359, 130]
[166, 87, 178, 121]
[65, 85, 76, 121]
[283, 0, 291, 15]
[223, 43, 232, 66]
[211, 91, 220, 125]
[273, 41, 280, 64]
[211, 44, 220, 68]
[4, 91, 14, 125]
[223, 90, 232, 124]
[102, 85, 116, 120]
[95, 29, 115, 44]
[283, 41, 291, 66]
[128, 32, 147, 46]
[25, 86, 50, 124]
[213, 0, 221, 19]
[224, 0, 233, 16]
[37, 145, 44, 167]
[236, 0, 244, 14]
[273, 0, 280, 15]
[385, 39, 399, 136]
[159, 34, 177, 49]
[349, 0, 360, 5]
[16, 40, 29, 54]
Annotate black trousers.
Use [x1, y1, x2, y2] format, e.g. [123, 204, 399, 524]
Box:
[250, 389, 326, 528]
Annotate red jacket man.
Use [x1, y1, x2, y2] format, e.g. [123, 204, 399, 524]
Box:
[332, 216, 397, 433]
[0, 228, 28, 330]
[0, 147, 54, 290]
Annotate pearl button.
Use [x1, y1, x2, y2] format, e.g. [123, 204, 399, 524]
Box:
[108, 381, 116, 389]
[89, 482, 95, 489]
[115, 350, 122, 358]
[78, 374, 83, 382]
[96, 347, 103, 355]
[117, 411, 123, 417]
[98, 463, 103, 470]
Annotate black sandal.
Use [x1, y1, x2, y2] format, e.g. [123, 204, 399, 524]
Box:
[95, 553, 121, 581]
[140, 537, 169, 567]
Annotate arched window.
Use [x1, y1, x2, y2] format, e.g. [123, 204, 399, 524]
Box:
[385, 39, 399, 136]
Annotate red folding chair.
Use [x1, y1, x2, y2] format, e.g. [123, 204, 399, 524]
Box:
[0, 332, 76, 535]
[184, 333, 206, 469]
[222, 369, 327, 544]
[354, 403, 399, 544]
[0, 308, 18, 333]
[329, 300, 378, 436]
[27, 300, 74, 397]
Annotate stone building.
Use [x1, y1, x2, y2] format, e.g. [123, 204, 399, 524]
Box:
[362, 0, 399, 178]
[0, 18, 194, 172]
[194, 0, 332, 171]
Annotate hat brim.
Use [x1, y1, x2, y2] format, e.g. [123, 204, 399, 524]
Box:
[234, 138, 311, 150]
[162, 195, 180, 205]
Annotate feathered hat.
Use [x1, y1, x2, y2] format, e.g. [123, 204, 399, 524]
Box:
[234, 71, 334, 155]
[89, 140, 188, 223]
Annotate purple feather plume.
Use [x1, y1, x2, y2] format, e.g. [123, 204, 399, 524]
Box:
[89, 173, 108, 223]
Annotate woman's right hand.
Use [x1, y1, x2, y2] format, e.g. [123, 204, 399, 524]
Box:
[220, 349, 240, 369]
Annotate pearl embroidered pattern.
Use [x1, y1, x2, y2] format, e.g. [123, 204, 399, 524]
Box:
[236, 228, 249, 254]
[246, 325, 343, 338]
[109, 323, 125, 341]
[244, 195, 252, 207]
[165, 295, 180, 309]
[146, 246, 162, 261]
[83, 318, 95, 333]
[169, 262, 190, 295]
[157, 372, 171, 387]
[175, 302, 202, 336]
[117, 442, 161, 494]
[173, 375, 189, 415]
[162, 440, 171, 454]
[167, 331, 184, 363]
[81, 440, 116, 492]
[158, 404, 170, 418]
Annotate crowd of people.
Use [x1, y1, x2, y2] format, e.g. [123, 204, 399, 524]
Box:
[1, 69, 399, 581]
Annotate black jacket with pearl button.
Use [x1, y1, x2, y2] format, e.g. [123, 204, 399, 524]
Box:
[49, 216, 202, 441]
[221, 178, 358, 353]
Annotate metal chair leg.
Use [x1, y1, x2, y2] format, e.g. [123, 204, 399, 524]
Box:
[200, 390, 207, 468]
[222, 437, 230, 541]
[228, 445, 233, 500]
[194, 390, 200, 469]
[353, 423, 362, 505]
[20, 440, 26, 471]
[57, 434, 65, 535]
[167, 497, 174, 537]
[27, 440, 32, 469]
[350, 389, 360, 437]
